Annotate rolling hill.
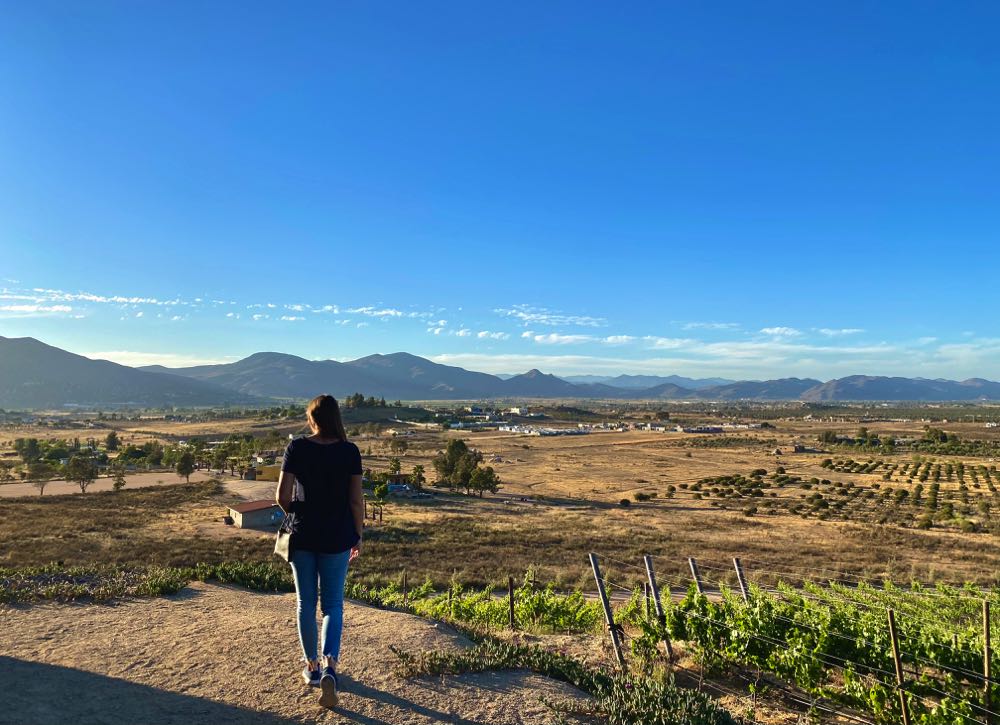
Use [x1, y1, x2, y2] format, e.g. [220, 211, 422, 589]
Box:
[0, 336, 259, 409]
[800, 376, 1000, 402]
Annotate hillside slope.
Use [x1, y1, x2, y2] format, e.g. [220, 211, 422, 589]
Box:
[0, 581, 589, 725]
[800, 375, 1000, 401]
[0, 336, 257, 409]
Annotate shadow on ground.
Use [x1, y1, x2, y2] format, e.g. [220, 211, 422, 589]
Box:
[0, 656, 299, 725]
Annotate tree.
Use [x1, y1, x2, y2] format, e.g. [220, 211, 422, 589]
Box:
[110, 461, 127, 491]
[469, 466, 501, 497]
[389, 438, 409, 455]
[411, 464, 426, 492]
[14, 437, 41, 464]
[0, 460, 15, 484]
[176, 450, 196, 482]
[27, 461, 55, 496]
[388, 457, 401, 474]
[65, 455, 98, 493]
[211, 447, 228, 472]
[432, 439, 485, 494]
[453, 454, 479, 495]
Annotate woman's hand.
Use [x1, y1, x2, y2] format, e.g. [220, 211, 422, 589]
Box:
[349, 540, 362, 563]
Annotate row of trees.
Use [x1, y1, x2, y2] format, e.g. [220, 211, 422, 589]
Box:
[817, 427, 896, 451]
[16, 450, 195, 496]
[13, 434, 119, 465]
[342, 394, 404, 409]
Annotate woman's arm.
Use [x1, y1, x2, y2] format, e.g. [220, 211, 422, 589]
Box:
[276, 470, 296, 513]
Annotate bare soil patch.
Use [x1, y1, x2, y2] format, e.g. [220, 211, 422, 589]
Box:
[0, 581, 589, 725]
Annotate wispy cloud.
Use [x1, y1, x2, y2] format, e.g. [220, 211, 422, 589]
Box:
[477, 330, 510, 340]
[681, 321, 740, 331]
[495, 305, 606, 328]
[348, 306, 403, 318]
[2, 285, 438, 324]
[642, 336, 695, 350]
[760, 326, 801, 337]
[280, 315, 305, 321]
[0, 304, 74, 317]
[526, 333, 595, 345]
[816, 328, 864, 337]
[347, 306, 435, 320]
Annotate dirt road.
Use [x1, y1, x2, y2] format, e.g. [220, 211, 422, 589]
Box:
[0, 582, 589, 724]
[0, 469, 240, 498]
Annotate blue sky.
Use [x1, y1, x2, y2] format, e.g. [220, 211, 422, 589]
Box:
[1, 2, 998, 380]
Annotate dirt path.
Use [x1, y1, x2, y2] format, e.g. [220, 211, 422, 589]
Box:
[0, 582, 589, 725]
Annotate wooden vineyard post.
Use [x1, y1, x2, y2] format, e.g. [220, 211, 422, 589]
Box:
[643, 582, 651, 620]
[986, 599, 993, 725]
[447, 587, 453, 619]
[402, 570, 408, 606]
[643, 554, 675, 661]
[589, 553, 627, 672]
[508, 576, 516, 630]
[887, 609, 912, 725]
[733, 557, 750, 602]
[688, 556, 704, 594]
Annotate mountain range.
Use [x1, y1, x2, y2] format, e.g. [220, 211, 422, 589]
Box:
[4, 335, 1000, 408]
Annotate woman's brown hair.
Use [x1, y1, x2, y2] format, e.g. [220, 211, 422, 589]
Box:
[306, 394, 348, 441]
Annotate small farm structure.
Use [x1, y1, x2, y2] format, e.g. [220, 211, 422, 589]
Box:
[228, 500, 284, 529]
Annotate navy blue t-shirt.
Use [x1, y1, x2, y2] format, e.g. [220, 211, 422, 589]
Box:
[281, 436, 362, 554]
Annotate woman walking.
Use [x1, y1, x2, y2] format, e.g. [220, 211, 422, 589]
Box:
[276, 394, 364, 709]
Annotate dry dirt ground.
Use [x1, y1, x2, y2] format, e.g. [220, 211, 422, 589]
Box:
[0, 469, 235, 498]
[0, 582, 589, 725]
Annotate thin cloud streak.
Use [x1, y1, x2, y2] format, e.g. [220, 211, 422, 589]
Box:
[495, 305, 606, 328]
[85, 351, 235, 367]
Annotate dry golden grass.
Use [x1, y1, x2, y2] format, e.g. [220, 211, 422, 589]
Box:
[5, 416, 1000, 590]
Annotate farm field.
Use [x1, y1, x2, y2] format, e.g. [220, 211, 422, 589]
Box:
[5, 409, 1000, 585]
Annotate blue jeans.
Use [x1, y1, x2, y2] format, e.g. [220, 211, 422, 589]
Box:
[289, 549, 351, 662]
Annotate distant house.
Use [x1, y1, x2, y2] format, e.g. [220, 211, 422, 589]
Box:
[387, 472, 411, 485]
[228, 500, 284, 529]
